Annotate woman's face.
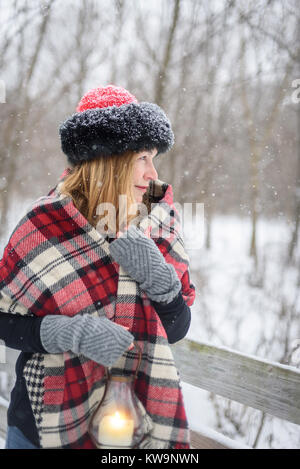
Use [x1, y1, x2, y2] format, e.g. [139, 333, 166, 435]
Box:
[132, 148, 158, 203]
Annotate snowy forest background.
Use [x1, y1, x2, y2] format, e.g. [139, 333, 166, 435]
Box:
[0, 0, 299, 449]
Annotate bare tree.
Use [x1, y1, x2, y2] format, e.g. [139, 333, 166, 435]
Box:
[154, 0, 181, 107]
[239, 37, 292, 263]
[237, 0, 300, 262]
[0, 1, 55, 239]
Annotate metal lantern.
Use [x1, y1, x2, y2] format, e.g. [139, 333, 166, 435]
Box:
[88, 342, 152, 449]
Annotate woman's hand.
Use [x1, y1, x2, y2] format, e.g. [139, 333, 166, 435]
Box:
[40, 314, 135, 366]
[109, 225, 181, 304]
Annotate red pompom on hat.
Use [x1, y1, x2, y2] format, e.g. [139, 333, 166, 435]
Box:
[76, 84, 138, 112]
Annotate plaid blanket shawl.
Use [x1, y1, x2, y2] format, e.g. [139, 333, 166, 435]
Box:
[0, 168, 196, 449]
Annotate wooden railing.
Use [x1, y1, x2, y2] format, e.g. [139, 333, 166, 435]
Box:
[171, 338, 300, 449]
[1, 339, 300, 449]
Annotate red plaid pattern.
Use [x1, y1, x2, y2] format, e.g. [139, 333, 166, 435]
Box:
[0, 168, 196, 448]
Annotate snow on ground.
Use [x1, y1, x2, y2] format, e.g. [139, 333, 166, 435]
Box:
[182, 214, 300, 448]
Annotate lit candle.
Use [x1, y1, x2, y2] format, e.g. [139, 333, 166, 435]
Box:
[98, 411, 134, 447]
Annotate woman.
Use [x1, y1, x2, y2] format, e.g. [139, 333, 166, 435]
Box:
[0, 85, 195, 449]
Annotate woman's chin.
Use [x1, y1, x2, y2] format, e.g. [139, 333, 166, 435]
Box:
[133, 192, 143, 204]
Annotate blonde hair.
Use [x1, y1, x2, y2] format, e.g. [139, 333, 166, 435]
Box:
[60, 151, 150, 236]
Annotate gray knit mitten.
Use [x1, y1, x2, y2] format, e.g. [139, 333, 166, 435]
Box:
[109, 225, 181, 304]
[40, 314, 134, 367]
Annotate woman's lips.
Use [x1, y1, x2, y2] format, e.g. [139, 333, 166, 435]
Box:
[135, 186, 148, 191]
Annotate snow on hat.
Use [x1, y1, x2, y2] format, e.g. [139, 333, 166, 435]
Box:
[59, 84, 174, 167]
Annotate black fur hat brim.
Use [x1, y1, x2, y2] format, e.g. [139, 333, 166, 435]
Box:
[59, 101, 174, 166]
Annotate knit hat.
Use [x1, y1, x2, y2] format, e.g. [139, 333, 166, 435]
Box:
[59, 84, 174, 167]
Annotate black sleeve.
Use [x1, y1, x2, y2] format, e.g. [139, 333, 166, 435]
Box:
[0, 311, 47, 353]
[151, 291, 191, 344]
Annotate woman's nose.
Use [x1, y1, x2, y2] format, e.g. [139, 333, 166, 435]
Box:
[145, 161, 158, 181]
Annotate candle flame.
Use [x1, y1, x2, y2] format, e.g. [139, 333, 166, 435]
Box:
[110, 411, 125, 429]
